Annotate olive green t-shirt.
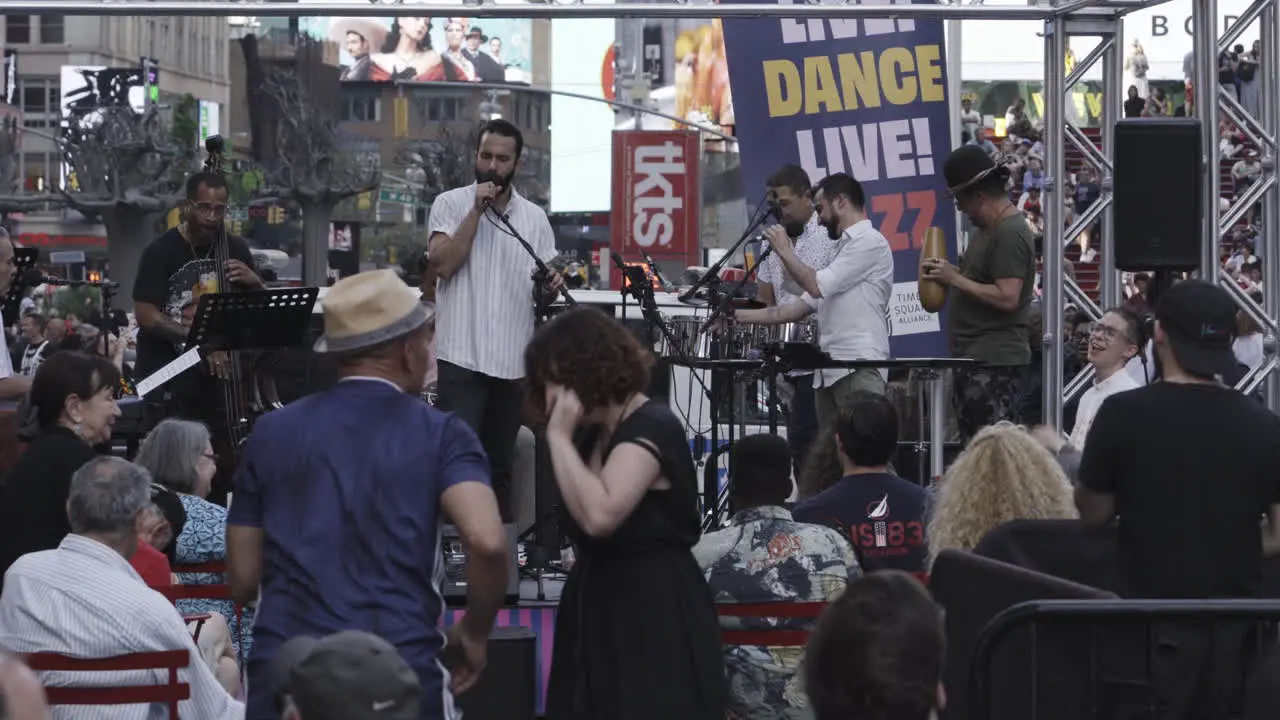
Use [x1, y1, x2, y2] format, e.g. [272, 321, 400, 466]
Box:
[948, 213, 1037, 366]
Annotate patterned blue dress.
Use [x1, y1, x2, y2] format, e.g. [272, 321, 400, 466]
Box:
[173, 494, 255, 657]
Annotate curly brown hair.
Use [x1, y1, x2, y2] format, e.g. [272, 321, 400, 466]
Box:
[524, 307, 654, 425]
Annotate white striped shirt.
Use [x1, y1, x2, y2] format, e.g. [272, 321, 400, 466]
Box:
[0, 535, 244, 720]
[429, 185, 557, 380]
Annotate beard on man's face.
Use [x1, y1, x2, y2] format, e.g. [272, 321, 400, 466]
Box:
[822, 216, 841, 240]
[475, 167, 514, 189]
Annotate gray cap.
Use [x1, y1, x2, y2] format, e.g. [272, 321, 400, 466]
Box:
[274, 631, 422, 720]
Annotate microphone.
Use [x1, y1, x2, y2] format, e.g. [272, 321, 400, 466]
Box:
[638, 250, 671, 291]
[480, 182, 504, 212]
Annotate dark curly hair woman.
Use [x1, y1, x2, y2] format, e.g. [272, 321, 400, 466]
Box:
[525, 307, 726, 720]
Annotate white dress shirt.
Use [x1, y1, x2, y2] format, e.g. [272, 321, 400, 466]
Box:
[757, 214, 838, 378]
[0, 535, 244, 720]
[800, 219, 894, 388]
[428, 185, 558, 380]
[1069, 368, 1139, 451]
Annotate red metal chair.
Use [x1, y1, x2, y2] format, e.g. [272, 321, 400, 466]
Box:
[24, 649, 191, 718]
[168, 561, 245, 664]
[714, 601, 829, 647]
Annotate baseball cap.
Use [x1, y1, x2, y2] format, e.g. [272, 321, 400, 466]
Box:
[273, 631, 422, 720]
[1154, 279, 1238, 378]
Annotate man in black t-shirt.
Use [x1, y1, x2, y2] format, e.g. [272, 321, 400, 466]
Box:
[793, 392, 928, 576]
[1077, 279, 1280, 717]
[133, 171, 261, 503]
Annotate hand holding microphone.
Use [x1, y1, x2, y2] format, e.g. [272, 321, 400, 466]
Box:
[473, 181, 503, 212]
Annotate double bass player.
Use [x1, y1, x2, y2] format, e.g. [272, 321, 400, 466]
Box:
[133, 167, 263, 505]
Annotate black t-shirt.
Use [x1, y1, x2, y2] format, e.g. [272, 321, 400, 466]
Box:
[132, 228, 255, 383]
[1079, 382, 1280, 598]
[792, 472, 928, 574]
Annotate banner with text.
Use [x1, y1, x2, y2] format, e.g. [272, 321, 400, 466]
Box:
[721, 0, 956, 357]
[610, 130, 702, 284]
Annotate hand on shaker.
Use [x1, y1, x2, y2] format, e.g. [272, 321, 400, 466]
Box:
[473, 182, 502, 213]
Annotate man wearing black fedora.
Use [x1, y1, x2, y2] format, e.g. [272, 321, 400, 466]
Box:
[464, 25, 505, 82]
[922, 145, 1037, 439]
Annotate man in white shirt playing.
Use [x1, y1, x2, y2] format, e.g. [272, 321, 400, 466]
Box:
[0, 457, 243, 719]
[428, 119, 565, 521]
[754, 165, 837, 476]
[733, 172, 894, 433]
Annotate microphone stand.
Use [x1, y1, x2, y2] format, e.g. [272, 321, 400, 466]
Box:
[679, 197, 775, 308]
[612, 253, 680, 354]
[484, 204, 576, 322]
[701, 243, 775, 334]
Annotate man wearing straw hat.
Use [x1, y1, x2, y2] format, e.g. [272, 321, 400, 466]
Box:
[921, 145, 1037, 439]
[226, 269, 511, 720]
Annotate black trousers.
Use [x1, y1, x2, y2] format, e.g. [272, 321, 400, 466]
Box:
[435, 361, 524, 522]
[786, 374, 818, 479]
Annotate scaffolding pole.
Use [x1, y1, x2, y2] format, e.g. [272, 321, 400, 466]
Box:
[1043, 15, 1067, 430]
[1196, 0, 1221, 282]
[1099, 17, 1122, 310]
[1262, 0, 1280, 408]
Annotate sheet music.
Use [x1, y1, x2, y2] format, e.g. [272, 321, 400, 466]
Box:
[135, 347, 202, 398]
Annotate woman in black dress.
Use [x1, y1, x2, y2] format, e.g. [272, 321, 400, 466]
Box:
[526, 307, 726, 720]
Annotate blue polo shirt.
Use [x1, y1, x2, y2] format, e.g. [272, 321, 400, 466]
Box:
[229, 378, 490, 720]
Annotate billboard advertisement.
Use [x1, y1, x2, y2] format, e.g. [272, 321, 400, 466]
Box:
[298, 16, 531, 84]
[197, 100, 221, 149]
[550, 11, 617, 214]
[610, 130, 701, 271]
[619, 19, 735, 142]
[720, 2, 956, 358]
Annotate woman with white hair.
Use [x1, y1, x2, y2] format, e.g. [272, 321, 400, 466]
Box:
[927, 422, 1078, 566]
[135, 418, 254, 656]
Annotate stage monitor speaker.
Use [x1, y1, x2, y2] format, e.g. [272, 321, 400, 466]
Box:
[442, 523, 520, 606]
[453, 627, 537, 720]
[1113, 118, 1203, 271]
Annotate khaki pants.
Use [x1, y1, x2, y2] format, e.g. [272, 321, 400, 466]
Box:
[814, 368, 887, 434]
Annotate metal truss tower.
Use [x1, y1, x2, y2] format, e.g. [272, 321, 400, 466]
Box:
[1, 0, 1276, 424]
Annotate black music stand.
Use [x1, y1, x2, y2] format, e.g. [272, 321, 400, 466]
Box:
[186, 288, 319, 354]
[1, 248, 40, 322]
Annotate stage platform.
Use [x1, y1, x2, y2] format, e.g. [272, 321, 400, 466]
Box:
[443, 575, 564, 715]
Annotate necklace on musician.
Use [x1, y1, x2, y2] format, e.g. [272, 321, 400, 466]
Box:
[178, 222, 215, 262]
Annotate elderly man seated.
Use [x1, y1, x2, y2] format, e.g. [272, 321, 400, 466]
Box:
[0, 457, 243, 719]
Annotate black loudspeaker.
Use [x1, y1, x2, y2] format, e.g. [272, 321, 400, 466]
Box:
[454, 626, 537, 720]
[442, 524, 520, 606]
[1113, 118, 1204, 271]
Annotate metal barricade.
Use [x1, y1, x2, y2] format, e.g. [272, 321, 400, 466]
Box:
[969, 599, 1280, 720]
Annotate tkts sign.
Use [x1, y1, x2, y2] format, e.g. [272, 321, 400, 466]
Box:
[610, 130, 701, 266]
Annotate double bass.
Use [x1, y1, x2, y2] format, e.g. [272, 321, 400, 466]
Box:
[199, 137, 284, 465]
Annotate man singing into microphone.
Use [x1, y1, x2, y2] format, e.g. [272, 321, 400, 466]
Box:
[733, 173, 894, 435]
[428, 118, 564, 522]
[753, 165, 837, 476]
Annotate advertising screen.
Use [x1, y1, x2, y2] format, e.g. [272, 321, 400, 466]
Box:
[618, 19, 735, 141]
[298, 16, 532, 84]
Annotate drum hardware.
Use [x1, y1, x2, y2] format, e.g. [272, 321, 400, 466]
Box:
[679, 195, 777, 310]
